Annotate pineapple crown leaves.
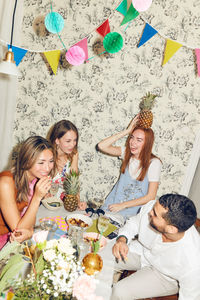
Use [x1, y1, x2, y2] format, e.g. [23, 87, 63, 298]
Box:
[63, 170, 80, 195]
[139, 92, 157, 111]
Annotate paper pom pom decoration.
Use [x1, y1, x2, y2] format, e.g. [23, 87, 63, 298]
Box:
[132, 0, 152, 12]
[103, 32, 123, 54]
[65, 46, 86, 66]
[45, 12, 64, 34]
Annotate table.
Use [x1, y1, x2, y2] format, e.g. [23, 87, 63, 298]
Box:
[36, 204, 115, 300]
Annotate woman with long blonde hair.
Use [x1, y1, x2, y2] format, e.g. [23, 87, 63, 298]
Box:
[48, 120, 86, 210]
[97, 115, 161, 219]
[0, 136, 54, 249]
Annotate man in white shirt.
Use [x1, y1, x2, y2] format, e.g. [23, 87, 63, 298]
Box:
[111, 193, 200, 300]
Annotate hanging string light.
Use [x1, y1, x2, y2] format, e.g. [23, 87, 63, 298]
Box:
[0, 0, 19, 76]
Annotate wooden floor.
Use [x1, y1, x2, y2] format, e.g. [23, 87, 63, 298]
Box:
[145, 296, 178, 300]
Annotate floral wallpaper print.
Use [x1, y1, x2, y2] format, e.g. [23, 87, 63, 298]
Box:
[13, 0, 200, 205]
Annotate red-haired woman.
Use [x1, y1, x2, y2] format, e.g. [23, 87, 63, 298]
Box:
[97, 115, 161, 219]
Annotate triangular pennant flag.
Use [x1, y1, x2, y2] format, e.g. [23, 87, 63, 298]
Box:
[120, 3, 139, 26]
[138, 23, 158, 47]
[8, 45, 27, 66]
[195, 49, 200, 77]
[74, 37, 88, 62]
[43, 50, 60, 75]
[96, 19, 110, 37]
[162, 39, 182, 65]
[116, 0, 127, 16]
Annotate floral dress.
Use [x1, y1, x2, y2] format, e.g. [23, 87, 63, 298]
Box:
[52, 161, 71, 200]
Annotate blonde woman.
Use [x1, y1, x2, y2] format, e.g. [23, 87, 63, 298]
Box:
[0, 136, 54, 249]
[48, 120, 86, 210]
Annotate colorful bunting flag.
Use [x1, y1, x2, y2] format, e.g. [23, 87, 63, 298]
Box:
[8, 45, 27, 66]
[43, 50, 61, 75]
[120, 3, 139, 26]
[116, 0, 127, 16]
[73, 37, 89, 62]
[162, 39, 182, 65]
[138, 23, 158, 47]
[96, 19, 110, 37]
[195, 49, 200, 77]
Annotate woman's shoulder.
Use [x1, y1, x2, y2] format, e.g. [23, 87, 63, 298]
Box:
[0, 171, 15, 194]
[0, 171, 14, 184]
[150, 157, 162, 166]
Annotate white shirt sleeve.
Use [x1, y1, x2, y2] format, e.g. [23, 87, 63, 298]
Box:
[147, 158, 162, 182]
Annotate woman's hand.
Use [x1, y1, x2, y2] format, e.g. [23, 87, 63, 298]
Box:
[108, 203, 125, 213]
[34, 176, 52, 200]
[10, 228, 33, 243]
[78, 201, 87, 210]
[126, 114, 140, 135]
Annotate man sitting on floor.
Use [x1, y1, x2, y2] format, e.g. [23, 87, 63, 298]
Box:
[111, 193, 200, 300]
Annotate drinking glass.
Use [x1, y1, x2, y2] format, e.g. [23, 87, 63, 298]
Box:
[97, 216, 110, 234]
[49, 182, 59, 197]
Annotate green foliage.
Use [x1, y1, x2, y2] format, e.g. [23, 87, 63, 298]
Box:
[139, 92, 157, 111]
[0, 257, 25, 294]
[0, 241, 21, 261]
[92, 240, 100, 254]
[0, 254, 23, 280]
[63, 170, 80, 195]
[36, 240, 47, 250]
[35, 253, 45, 275]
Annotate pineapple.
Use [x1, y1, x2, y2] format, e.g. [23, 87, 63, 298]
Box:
[63, 170, 80, 212]
[137, 92, 157, 128]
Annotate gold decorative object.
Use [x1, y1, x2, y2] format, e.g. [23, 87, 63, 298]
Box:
[82, 253, 103, 276]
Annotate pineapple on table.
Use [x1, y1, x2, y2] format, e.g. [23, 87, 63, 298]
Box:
[137, 92, 157, 128]
[63, 170, 80, 212]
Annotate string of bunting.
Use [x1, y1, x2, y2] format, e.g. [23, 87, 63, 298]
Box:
[0, 0, 199, 77]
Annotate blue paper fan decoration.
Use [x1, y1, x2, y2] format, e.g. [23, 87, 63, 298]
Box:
[45, 12, 64, 34]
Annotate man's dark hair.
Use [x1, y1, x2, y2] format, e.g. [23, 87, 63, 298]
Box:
[159, 194, 197, 232]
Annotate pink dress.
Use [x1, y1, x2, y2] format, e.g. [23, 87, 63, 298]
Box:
[0, 177, 37, 250]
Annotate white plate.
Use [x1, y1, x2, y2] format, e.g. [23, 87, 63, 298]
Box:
[66, 213, 93, 228]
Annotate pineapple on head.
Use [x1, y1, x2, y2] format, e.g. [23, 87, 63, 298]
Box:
[63, 170, 80, 212]
[137, 92, 157, 129]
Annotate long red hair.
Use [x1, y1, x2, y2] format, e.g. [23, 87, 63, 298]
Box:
[121, 127, 159, 181]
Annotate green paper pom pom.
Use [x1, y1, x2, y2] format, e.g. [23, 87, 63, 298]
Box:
[103, 32, 123, 54]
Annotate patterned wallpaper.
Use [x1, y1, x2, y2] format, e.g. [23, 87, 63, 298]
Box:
[14, 0, 200, 204]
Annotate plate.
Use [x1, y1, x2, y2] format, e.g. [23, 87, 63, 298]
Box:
[41, 196, 63, 211]
[83, 232, 108, 250]
[66, 213, 93, 229]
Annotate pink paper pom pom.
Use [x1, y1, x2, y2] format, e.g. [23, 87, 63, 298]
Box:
[65, 46, 86, 66]
[132, 0, 152, 12]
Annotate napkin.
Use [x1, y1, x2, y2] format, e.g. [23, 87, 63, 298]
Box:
[86, 219, 117, 237]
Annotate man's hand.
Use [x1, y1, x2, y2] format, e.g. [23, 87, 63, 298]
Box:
[112, 236, 128, 261]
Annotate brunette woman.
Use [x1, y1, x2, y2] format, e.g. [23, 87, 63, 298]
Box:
[48, 120, 86, 210]
[0, 136, 54, 249]
[97, 115, 161, 219]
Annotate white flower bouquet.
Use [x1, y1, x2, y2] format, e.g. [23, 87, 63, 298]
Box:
[0, 236, 103, 300]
